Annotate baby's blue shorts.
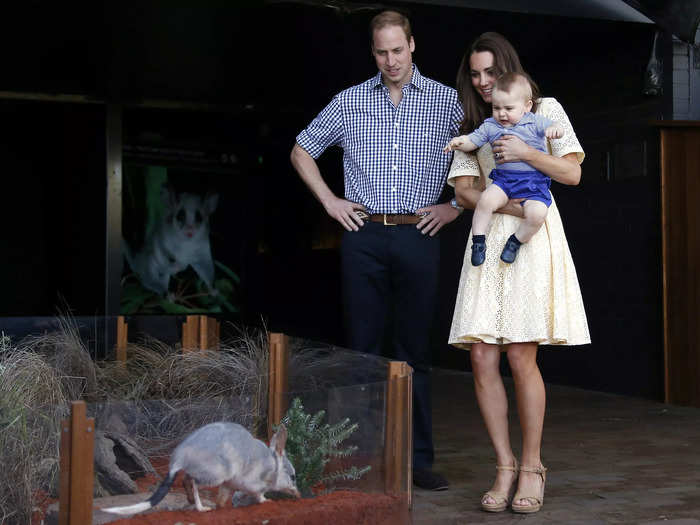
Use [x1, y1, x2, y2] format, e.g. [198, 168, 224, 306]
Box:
[489, 168, 552, 207]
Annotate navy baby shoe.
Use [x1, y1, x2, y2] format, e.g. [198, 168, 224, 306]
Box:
[471, 241, 486, 266]
[500, 234, 522, 264]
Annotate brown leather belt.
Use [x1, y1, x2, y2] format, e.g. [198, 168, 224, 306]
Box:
[368, 213, 423, 225]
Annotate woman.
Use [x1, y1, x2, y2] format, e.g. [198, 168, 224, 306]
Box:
[448, 32, 589, 513]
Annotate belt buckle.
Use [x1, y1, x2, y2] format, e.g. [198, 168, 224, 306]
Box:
[383, 214, 397, 226]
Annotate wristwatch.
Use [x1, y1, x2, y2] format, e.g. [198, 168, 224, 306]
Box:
[450, 197, 464, 214]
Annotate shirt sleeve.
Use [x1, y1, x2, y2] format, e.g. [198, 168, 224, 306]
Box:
[532, 113, 555, 136]
[295, 96, 343, 159]
[467, 121, 491, 148]
[449, 98, 465, 139]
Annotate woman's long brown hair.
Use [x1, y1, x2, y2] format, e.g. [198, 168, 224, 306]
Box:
[456, 32, 541, 134]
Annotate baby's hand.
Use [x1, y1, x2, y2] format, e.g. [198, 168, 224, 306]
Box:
[444, 136, 466, 153]
[545, 124, 564, 139]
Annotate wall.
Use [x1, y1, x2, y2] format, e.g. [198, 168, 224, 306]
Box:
[0, 3, 669, 399]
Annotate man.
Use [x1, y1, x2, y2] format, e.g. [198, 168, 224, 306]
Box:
[290, 10, 463, 491]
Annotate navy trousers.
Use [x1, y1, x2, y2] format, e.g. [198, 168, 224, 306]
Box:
[341, 221, 440, 470]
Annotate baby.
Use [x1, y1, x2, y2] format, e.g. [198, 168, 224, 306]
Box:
[445, 72, 564, 266]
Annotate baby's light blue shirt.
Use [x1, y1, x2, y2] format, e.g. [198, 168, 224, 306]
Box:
[467, 112, 554, 172]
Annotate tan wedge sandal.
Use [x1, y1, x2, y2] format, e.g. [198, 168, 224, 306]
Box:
[480, 459, 519, 512]
[511, 465, 547, 514]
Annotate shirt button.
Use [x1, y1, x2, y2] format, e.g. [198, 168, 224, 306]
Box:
[392, 187, 397, 192]
[392, 165, 397, 170]
[393, 143, 399, 149]
[394, 122, 399, 127]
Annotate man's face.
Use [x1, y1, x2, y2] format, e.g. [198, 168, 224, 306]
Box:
[372, 25, 415, 87]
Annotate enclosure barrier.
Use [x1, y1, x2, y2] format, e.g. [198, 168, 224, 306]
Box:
[265, 335, 413, 506]
[59, 332, 413, 521]
[115, 315, 221, 359]
[58, 401, 95, 525]
[384, 361, 413, 507]
[116, 316, 128, 363]
[267, 332, 290, 440]
[181, 314, 220, 351]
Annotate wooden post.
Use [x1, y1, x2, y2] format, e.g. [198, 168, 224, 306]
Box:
[182, 315, 200, 351]
[58, 401, 95, 525]
[384, 361, 413, 507]
[657, 122, 700, 406]
[199, 315, 209, 350]
[207, 316, 220, 350]
[116, 316, 128, 363]
[267, 332, 289, 440]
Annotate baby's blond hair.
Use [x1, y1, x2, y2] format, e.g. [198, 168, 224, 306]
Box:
[494, 72, 534, 103]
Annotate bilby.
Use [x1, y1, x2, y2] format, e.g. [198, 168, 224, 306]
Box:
[102, 422, 299, 515]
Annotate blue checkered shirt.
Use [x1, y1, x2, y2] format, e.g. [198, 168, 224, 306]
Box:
[296, 66, 463, 214]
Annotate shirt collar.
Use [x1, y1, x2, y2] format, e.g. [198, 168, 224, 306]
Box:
[488, 111, 536, 129]
[369, 64, 424, 91]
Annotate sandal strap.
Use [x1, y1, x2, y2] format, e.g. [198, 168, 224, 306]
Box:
[519, 465, 546, 474]
[513, 495, 542, 505]
[482, 490, 508, 503]
[496, 459, 519, 472]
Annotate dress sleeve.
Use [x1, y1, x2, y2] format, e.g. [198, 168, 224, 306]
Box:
[539, 98, 585, 164]
[446, 149, 481, 187]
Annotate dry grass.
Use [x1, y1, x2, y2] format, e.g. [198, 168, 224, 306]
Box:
[0, 340, 69, 524]
[0, 319, 271, 524]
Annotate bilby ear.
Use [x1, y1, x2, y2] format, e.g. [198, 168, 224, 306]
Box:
[270, 424, 288, 455]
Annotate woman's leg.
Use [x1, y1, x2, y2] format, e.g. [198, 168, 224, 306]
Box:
[506, 342, 546, 507]
[471, 342, 517, 503]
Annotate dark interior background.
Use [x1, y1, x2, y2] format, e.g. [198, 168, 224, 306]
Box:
[0, 2, 666, 399]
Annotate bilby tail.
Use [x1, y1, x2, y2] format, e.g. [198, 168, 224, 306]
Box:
[102, 470, 177, 515]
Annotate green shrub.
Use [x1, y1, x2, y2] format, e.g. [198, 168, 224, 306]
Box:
[278, 397, 370, 497]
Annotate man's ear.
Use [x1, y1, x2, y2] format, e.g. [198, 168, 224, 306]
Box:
[409, 36, 415, 53]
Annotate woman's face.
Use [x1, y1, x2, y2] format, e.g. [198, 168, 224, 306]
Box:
[469, 51, 498, 103]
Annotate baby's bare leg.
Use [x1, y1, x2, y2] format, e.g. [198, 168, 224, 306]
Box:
[473, 185, 509, 235]
[514, 200, 548, 243]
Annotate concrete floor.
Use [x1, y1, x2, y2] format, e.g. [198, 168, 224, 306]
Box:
[412, 368, 700, 524]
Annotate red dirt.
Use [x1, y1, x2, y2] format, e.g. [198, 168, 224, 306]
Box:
[104, 490, 407, 525]
[107, 455, 407, 525]
[31, 455, 407, 525]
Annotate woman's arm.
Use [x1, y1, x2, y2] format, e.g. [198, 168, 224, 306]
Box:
[492, 136, 581, 185]
[454, 176, 525, 218]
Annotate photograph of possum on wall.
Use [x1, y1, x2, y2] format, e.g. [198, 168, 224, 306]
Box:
[121, 166, 240, 315]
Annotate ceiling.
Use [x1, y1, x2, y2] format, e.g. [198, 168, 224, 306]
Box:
[294, 0, 700, 43]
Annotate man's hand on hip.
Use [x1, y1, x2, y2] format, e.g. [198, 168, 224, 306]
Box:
[324, 196, 367, 232]
[415, 203, 461, 237]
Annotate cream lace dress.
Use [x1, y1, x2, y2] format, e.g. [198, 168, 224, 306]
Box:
[448, 97, 590, 349]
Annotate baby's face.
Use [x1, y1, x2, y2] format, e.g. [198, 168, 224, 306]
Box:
[491, 87, 533, 127]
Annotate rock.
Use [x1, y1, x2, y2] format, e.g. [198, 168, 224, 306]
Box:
[94, 432, 136, 495]
[93, 430, 156, 496]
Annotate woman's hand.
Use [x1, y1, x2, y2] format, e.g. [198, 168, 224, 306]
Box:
[492, 134, 532, 164]
[496, 198, 525, 218]
[492, 136, 581, 186]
